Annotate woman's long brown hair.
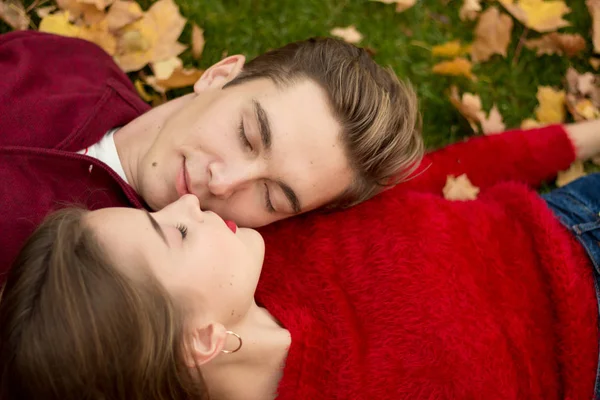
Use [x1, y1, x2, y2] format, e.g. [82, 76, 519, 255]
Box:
[0, 208, 209, 400]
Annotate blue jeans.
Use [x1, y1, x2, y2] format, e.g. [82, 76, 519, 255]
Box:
[543, 173, 600, 399]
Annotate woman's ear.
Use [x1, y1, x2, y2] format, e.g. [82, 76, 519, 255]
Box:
[183, 322, 227, 368]
[193, 55, 246, 93]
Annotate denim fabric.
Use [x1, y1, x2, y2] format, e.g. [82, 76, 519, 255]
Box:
[543, 173, 600, 399]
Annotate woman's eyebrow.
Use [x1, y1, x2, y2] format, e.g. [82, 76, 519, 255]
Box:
[144, 211, 169, 247]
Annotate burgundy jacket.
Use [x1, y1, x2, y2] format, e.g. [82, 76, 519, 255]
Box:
[0, 31, 150, 273]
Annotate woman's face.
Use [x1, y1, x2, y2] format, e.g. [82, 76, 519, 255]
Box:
[85, 195, 265, 326]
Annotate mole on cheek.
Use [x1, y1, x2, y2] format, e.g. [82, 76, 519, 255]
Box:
[152, 162, 158, 167]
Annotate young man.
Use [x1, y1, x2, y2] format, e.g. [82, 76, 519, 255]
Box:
[0, 31, 423, 270]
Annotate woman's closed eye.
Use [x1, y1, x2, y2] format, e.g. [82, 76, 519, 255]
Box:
[176, 223, 188, 239]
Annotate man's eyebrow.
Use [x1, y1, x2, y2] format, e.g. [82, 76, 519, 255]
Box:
[276, 180, 301, 214]
[252, 99, 272, 151]
[145, 211, 169, 247]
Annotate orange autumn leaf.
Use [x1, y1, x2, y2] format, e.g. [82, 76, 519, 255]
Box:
[471, 6, 513, 63]
[525, 32, 586, 57]
[432, 57, 475, 80]
[498, 0, 570, 33]
[443, 174, 480, 201]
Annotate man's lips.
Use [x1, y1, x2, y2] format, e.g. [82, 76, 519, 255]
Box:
[175, 158, 191, 198]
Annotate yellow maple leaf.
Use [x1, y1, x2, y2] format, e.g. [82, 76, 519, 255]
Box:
[432, 57, 475, 80]
[431, 40, 471, 58]
[191, 23, 205, 60]
[55, 0, 105, 25]
[498, 0, 570, 33]
[449, 85, 482, 132]
[556, 160, 586, 187]
[114, 0, 187, 72]
[471, 6, 513, 63]
[520, 118, 543, 129]
[39, 11, 81, 38]
[478, 104, 506, 134]
[443, 174, 480, 201]
[534, 86, 565, 124]
[105, 0, 143, 32]
[151, 56, 183, 80]
[78, 18, 117, 55]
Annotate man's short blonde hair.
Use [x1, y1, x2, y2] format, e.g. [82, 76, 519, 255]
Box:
[226, 37, 424, 209]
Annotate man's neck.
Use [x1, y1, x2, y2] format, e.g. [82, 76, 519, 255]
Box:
[113, 94, 196, 194]
[202, 304, 291, 400]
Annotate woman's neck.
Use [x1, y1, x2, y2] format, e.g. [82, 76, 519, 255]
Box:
[202, 303, 291, 400]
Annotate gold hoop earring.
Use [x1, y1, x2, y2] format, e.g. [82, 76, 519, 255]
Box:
[221, 330, 243, 354]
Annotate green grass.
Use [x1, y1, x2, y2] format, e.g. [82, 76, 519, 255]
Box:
[1, 0, 595, 150]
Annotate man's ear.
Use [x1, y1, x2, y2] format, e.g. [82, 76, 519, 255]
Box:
[182, 322, 227, 368]
[193, 55, 246, 93]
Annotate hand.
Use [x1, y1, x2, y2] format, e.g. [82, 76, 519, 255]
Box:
[564, 119, 600, 160]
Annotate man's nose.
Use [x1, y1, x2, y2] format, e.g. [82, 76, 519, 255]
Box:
[208, 161, 260, 199]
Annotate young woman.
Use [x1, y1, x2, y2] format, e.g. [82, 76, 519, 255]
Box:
[2, 121, 600, 399]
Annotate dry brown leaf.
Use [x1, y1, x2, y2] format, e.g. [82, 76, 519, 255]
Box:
[591, 58, 600, 70]
[191, 23, 205, 60]
[76, 0, 115, 11]
[449, 85, 482, 132]
[459, 0, 482, 21]
[371, 0, 416, 13]
[154, 68, 204, 90]
[471, 6, 513, 63]
[114, 0, 187, 72]
[498, 0, 570, 33]
[478, 104, 506, 134]
[35, 5, 56, 19]
[0, 0, 30, 30]
[431, 40, 471, 58]
[534, 86, 565, 124]
[525, 32, 586, 57]
[443, 174, 480, 201]
[39, 11, 81, 37]
[556, 160, 586, 187]
[588, 0, 600, 53]
[432, 57, 475, 80]
[330, 25, 363, 44]
[55, 0, 105, 25]
[105, 0, 143, 32]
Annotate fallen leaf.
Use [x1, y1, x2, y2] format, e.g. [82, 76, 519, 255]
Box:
[525, 32, 586, 57]
[588, 0, 600, 53]
[151, 56, 183, 80]
[443, 174, 480, 201]
[35, 5, 56, 19]
[521, 118, 543, 129]
[114, 0, 187, 72]
[105, 0, 143, 32]
[78, 18, 117, 55]
[498, 0, 571, 33]
[431, 40, 471, 58]
[432, 57, 475, 80]
[590, 58, 600, 70]
[39, 11, 81, 37]
[55, 0, 105, 25]
[566, 94, 600, 121]
[459, 0, 482, 21]
[565, 67, 580, 93]
[191, 23, 205, 59]
[449, 85, 482, 132]
[478, 104, 506, 134]
[76, 0, 115, 10]
[134, 79, 154, 102]
[534, 86, 565, 124]
[330, 25, 363, 44]
[150, 67, 204, 91]
[556, 160, 586, 187]
[577, 73, 596, 96]
[0, 0, 30, 30]
[471, 6, 513, 63]
[371, 0, 416, 13]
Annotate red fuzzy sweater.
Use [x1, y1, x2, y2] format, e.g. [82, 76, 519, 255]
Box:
[256, 125, 599, 399]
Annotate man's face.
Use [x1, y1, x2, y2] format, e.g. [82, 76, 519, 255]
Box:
[138, 57, 353, 227]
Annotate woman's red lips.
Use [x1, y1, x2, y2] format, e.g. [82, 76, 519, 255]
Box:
[225, 220, 237, 233]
